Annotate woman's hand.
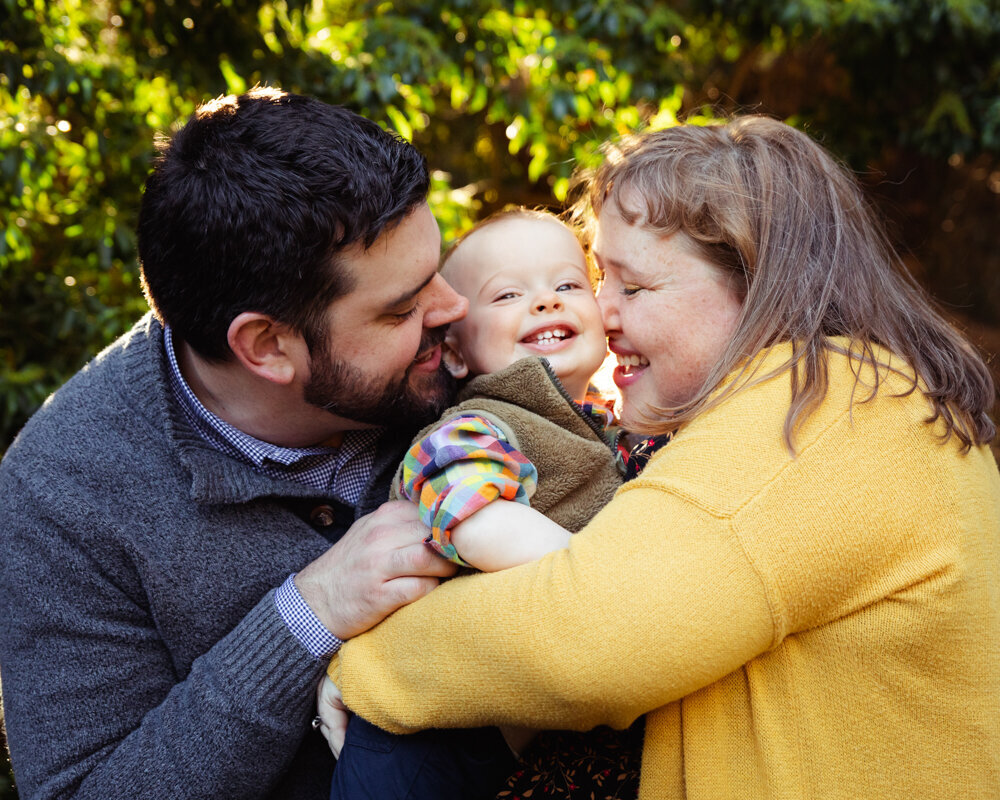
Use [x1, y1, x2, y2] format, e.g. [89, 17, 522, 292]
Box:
[315, 676, 350, 758]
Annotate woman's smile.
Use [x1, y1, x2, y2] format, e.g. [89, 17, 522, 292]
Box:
[611, 349, 650, 386]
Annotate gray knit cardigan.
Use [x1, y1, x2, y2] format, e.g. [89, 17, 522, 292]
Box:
[0, 314, 408, 800]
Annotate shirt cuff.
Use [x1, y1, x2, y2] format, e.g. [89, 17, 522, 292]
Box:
[274, 573, 344, 659]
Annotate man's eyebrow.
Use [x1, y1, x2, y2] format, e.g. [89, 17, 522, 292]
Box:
[384, 271, 436, 309]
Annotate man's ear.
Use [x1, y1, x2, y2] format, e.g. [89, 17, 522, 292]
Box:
[442, 329, 469, 379]
[226, 312, 305, 386]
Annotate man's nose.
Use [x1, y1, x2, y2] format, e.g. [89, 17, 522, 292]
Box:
[423, 273, 468, 328]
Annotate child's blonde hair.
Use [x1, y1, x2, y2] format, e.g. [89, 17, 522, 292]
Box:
[442, 207, 600, 288]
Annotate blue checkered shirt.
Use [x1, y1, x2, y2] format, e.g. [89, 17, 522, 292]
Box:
[165, 326, 378, 658]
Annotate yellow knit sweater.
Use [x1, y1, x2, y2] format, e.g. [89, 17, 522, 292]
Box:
[331, 343, 1000, 799]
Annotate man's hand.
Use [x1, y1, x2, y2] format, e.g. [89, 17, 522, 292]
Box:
[316, 677, 349, 758]
[295, 500, 457, 639]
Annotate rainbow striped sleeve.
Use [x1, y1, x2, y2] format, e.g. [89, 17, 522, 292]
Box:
[399, 415, 538, 566]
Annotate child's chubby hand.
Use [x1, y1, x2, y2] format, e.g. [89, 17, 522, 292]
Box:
[316, 675, 350, 757]
[452, 499, 571, 571]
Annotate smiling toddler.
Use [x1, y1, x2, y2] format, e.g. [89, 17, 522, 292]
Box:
[439, 208, 607, 408]
[325, 208, 628, 800]
[401, 207, 618, 570]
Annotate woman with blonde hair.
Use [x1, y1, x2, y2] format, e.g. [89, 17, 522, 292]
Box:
[325, 116, 1000, 799]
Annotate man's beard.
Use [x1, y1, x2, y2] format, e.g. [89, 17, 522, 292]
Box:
[303, 329, 457, 431]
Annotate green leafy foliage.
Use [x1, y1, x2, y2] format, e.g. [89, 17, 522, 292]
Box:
[698, 0, 1000, 157]
[3, 0, 999, 457]
[5, 0, 999, 447]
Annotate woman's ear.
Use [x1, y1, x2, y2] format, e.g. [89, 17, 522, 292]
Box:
[442, 330, 469, 379]
[226, 312, 303, 385]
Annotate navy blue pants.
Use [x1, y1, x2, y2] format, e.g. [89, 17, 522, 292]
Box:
[329, 714, 516, 800]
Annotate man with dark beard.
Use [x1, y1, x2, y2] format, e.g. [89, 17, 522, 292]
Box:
[0, 88, 467, 800]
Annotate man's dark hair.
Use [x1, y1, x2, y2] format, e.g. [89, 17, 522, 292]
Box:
[137, 86, 430, 360]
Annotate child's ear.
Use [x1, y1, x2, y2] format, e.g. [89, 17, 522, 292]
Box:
[442, 330, 469, 379]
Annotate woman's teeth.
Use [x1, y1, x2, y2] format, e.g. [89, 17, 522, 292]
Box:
[617, 353, 649, 375]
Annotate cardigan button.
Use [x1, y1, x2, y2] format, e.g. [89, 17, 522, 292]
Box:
[309, 505, 337, 527]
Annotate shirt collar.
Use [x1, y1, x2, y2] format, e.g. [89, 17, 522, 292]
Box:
[163, 325, 379, 502]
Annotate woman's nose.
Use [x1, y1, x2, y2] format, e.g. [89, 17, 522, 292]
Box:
[597, 288, 619, 331]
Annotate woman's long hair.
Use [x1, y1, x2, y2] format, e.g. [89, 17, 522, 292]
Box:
[573, 115, 995, 451]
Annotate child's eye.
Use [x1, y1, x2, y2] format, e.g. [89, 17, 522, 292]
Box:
[555, 281, 581, 292]
[493, 291, 518, 302]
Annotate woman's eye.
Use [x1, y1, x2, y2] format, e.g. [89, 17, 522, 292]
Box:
[621, 284, 642, 296]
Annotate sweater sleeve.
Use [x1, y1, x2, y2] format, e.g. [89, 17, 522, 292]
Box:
[0, 468, 326, 800]
[329, 344, 987, 737]
[399, 414, 538, 565]
[330, 478, 776, 734]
